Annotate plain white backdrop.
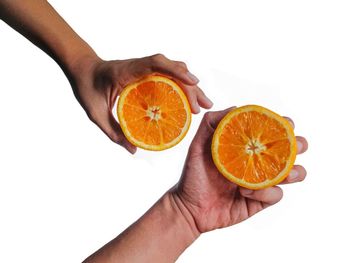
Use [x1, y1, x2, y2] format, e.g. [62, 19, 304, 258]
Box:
[1, 0, 349, 262]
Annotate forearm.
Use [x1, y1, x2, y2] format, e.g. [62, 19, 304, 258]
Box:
[84, 191, 200, 263]
[0, 0, 98, 76]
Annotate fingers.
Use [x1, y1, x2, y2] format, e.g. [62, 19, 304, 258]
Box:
[147, 54, 199, 85]
[240, 186, 283, 206]
[122, 54, 213, 114]
[148, 54, 213, 113]
[296, 136, 308, 154]
[196, 87, 213, 109]
[181, 84, 201, 113]
[190, 109, 308, 158]
[283, 116, 295, 129]
[88, 110, 137, 154]
[204, 107, 236, 129]
[181, 84, 213, 113]
[283, 116, 308, 154]
[279, 165, 307, 184]
[123, 54, 198, 86]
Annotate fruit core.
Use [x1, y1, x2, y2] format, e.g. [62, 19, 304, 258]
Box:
[245, 139, 266, 155]
[147, 106, 161, 121]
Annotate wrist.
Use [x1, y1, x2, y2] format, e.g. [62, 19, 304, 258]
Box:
[164, 190, 201, 243]
[62, 49, 101, 82]
[126, 190, 200, 262]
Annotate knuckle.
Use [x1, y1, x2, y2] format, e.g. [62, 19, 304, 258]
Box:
[259, 188, 282, 204]
[177, 61, 188, 69]
[150, 53, 166, 63]
[87, 110, 98, 122]
[203, 111, 213, 121]
[259, 190, 269, 201]
[173, 64, 187, 73]
[109, 133, 121, 144]
[203, 111, 215, 130]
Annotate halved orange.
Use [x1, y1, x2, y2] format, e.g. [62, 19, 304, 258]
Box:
[117, 75, 191, 151]
[211, 105, 297, 189]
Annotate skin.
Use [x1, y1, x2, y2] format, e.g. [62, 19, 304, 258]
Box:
[0, 0, 213, 153]
[0, 1, 309, 261]
[84, 108, 308, 262]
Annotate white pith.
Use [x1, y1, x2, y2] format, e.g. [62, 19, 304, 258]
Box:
[146, 106, 161, 121]
[245, 139, 266, 155]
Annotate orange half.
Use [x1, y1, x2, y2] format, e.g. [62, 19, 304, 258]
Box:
[211, 105, 297, 189]
[117, 75, 191, 151]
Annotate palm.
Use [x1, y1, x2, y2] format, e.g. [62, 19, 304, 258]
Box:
[174, 109, 307, 234]
[177, 138, 266, 233]
[68, 54, 212, 153]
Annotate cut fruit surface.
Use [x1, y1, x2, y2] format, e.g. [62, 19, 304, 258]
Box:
[211, 105, 297, 189]
[117, 75, 191, 151]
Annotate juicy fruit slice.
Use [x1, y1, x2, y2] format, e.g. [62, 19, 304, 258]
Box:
[117, 75, 191, 151]
[211, 105, 297, 189]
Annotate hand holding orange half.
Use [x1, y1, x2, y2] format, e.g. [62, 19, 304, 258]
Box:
[211, 105, 300, 189]
[173, 107, 308, 233]
[69, 54, 212, 154]
[117, 75, 192, 150]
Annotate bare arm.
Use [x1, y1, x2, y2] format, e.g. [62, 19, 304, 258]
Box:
[83, 109, 308, 262]
[0, 0, 213, 153]
[83, 192, 199, 263]
[0, 0, 96, 75]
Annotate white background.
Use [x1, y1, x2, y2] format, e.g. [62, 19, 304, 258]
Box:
[1, 0, 349, 262]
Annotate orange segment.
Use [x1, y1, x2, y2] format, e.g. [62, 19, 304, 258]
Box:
[212, 105, 297, 189]
[117, 75, 191, 151]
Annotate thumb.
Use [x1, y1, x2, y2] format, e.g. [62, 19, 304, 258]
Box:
[190, 107, 236, 152]
[90, 110, 137, 154]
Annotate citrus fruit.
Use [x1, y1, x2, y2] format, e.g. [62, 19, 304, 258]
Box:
[211, 105, 297, 189]
[117, 75, 191, 151]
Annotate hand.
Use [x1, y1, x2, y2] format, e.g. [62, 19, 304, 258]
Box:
[68, 54, 213, 153]
[173, 107, 308, 233]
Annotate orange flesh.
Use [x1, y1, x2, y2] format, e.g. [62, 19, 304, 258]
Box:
[122, 80, 187, 146]
[217, 111, 291, 183]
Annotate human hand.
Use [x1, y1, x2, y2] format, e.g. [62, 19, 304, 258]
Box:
[68, 54, 213, 153]
[173, 107, 308, 233]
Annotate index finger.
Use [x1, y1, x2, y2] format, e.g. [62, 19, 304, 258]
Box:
[148, 54, 199, 85]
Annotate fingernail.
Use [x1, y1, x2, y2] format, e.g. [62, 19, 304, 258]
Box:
[289, 169, 299, 180]
[241, 188, 253, 195]
[297, 141, 303, 152]
[187, 72, 199, 83]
